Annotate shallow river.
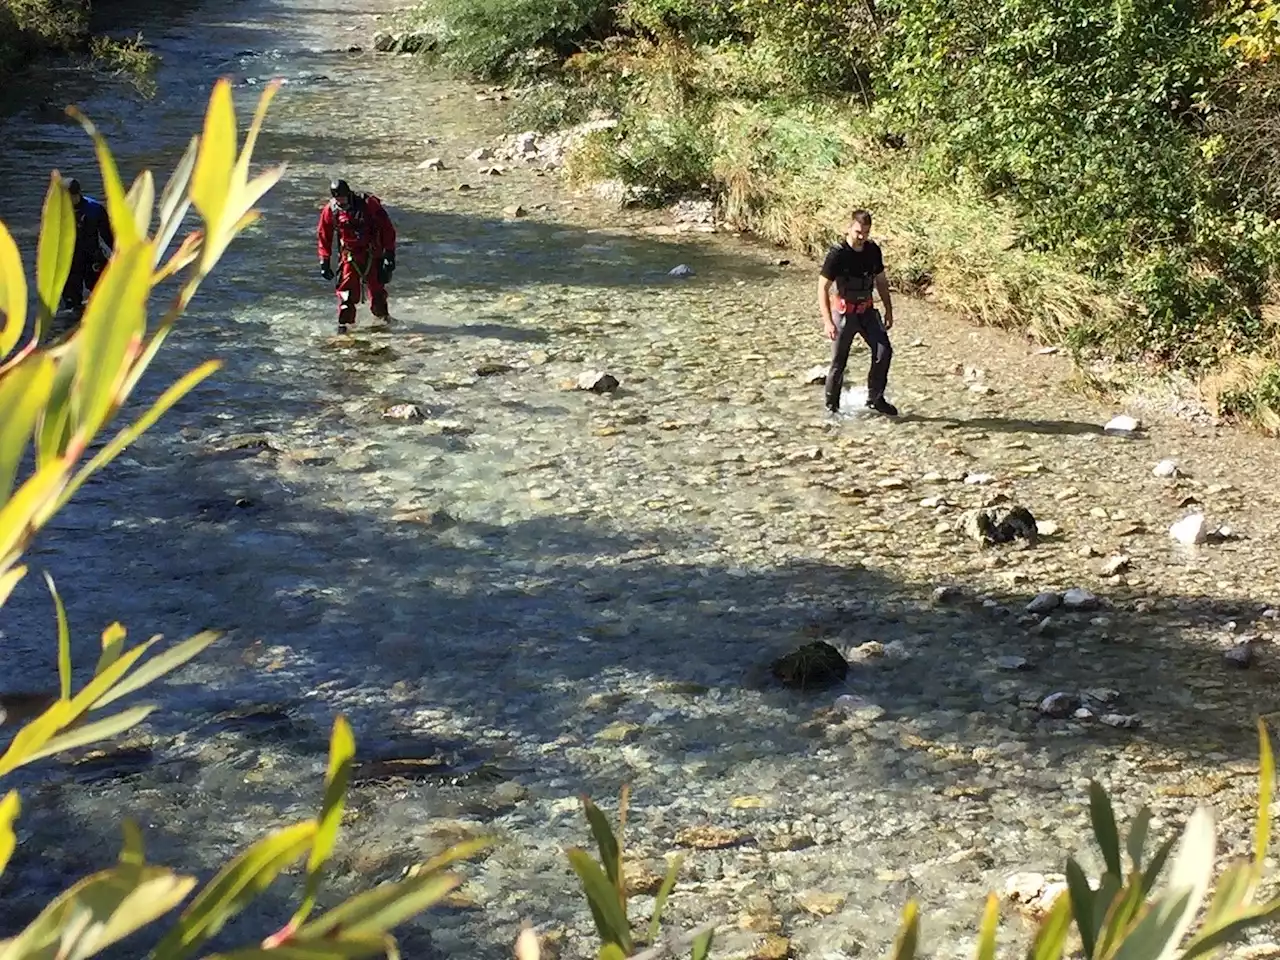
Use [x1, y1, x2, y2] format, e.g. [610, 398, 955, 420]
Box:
[3, 1, 1280, 957]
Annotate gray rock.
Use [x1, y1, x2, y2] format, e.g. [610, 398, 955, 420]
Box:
[1062, 587, 1099, 610]
[1026, 591, 1060, 614]
[1224, 644, 1253, 669]
[1170, 513, 1207, 545]
[382, 403, 424, 421]
[1038, 692, 1078, 718]
[995, 655, 1031, 671]
[1100, 713, 1141, 729]
[1153, 459, 1180, 478]
[669, 264, 695, 278]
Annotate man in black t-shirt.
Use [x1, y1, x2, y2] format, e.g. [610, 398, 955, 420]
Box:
[818, 208, 897, 416]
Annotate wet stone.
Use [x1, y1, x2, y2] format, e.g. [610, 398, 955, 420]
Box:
[770, 641, 849, 690]
[960, 505, 1038, 546]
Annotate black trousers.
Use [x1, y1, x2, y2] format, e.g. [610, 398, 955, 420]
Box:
[61, 256, 103, 311]
[825, 307, 893, 410]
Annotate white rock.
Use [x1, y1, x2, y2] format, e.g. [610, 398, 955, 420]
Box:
[1104, 414, 1142, 436]
[469, 147, 495, 162]
[1036, 519, 1061, 537]
[1101, 555, 1131, 576]
[1153, 459, 1180, 478]
[1004, 872, 1047, 903]
[1170, 513, 1207, 545]
[964, 473, 997, 485]
[1100, 713, 1140, 729]
[669, 264, 695, 278]
[1026, 592, 1061, 614]
[804, 365, 829, 385]
[382, 403, 423, 421]
[1063, 587, 1099, 610]
[575, 371, 619, 394]
[418, 157, 445, 171]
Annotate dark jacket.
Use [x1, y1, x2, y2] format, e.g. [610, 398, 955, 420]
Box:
[73, 196, 114, 269]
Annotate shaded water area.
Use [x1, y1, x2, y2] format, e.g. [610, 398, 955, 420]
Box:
[4, 0, 1280, 956]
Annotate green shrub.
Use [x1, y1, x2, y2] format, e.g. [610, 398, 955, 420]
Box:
[729, 0, 875, 96]
[420, 0, 617, 79]
[620, 0, 740, 44]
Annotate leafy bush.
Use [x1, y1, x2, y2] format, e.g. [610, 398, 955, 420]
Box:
[419, 0, 617, 79]
[729, 0, 876, 96]
[620, 0, 740, 44]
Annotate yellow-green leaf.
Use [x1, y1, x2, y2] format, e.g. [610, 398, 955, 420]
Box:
[1065, 858, 1098, 959]
[0, 461, 69, 569]
[975, 892, 998, 960]
[599, 946, 627, 960]
[72, 239, 154, 441]
[568, 848, 632, 952]
[44, 571, 72, 702]
[90, 630, 219, 711]
[18, 703, 156, 767]
[0, 564, 26, 611]
[154, 136, 198, 265]
[690, 929, 714, 960]
[126, 170, 156, 238]
[190, 78, 238, 245]
[68, 636, 160, 721]
[120, 819, 145, 866]
[97, 622, 128, 675]
[890, 900, 919, 960]
[1127, 808, 1153, 872]
[1256, 718, 1273, 872]
[153, 821, 317, 960]
[582, 795, 623, 896]
[298, 872, 461, 940]
[0, 790, 20, 875]
[35, 173, 76, 338]
[647, 855, 682, 944]
[0, 864, 195, 960]
[0, 697, 76, 777]
[0, 217, 29, 359]
[1180, 898, 1280, 960]
[66, 107, 140, 251]
[292, 714, 357, 927]
[35, 337, 81, 467]
[1090, 780, 1123, 878]
[0, 352, 56, 503]
[208, 939, 391, 960]
[1029, 889, 1072, 960]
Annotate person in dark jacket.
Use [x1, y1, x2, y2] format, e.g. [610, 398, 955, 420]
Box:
[61, 178, 114, 318]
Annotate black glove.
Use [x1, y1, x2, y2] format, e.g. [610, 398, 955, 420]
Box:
[319, 260, 334, 281]
[378, 252, 395, 285]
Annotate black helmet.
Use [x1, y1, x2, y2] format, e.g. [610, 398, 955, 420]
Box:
[329, 178, 351, 198]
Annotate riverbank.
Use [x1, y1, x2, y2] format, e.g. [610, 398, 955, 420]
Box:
[4, 1, 1280, 958]
[0, 0, 163, 96]
[399, 1, 1280, 436]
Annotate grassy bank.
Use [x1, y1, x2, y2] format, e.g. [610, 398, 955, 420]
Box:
[1, 0, 159, 89]
[405, 0, 1280, 432]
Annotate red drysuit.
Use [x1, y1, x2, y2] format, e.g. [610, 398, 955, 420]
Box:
[316, 193, 397, 325]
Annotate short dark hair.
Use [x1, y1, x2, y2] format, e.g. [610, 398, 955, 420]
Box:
[850, 209, 872, 228]
[66, 177, 82, 195]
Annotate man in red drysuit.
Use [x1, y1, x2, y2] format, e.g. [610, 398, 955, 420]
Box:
[316, 178, 397, 333]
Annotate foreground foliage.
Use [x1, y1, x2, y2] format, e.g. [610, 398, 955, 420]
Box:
[0, 77, 489, 959]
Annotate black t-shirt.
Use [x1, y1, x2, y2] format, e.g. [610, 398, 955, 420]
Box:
[821, 239, 884, 305]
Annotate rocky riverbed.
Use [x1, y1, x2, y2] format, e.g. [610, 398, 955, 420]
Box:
[2, 1, 1280, 958]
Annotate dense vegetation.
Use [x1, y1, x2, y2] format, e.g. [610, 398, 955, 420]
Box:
[412, 0, 1280, 429]
[0, 0, 158, 88]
